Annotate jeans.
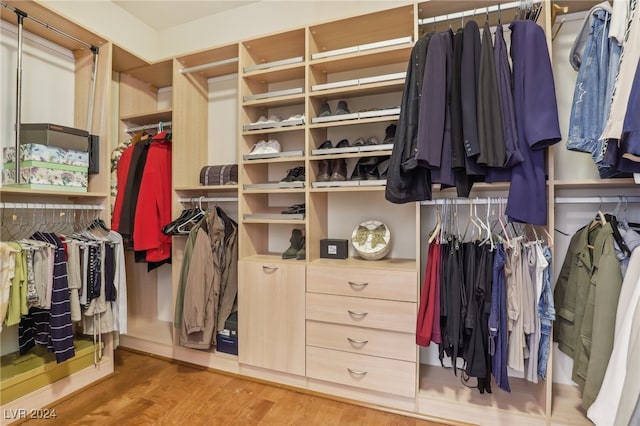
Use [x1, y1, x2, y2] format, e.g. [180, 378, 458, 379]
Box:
[567, 9, 617, 177]
[537, 246, 554, 380]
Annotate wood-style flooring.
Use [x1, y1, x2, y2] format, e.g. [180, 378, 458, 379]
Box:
[22, 349, 449, 425]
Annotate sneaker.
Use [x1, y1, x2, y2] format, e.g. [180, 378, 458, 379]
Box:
[247, 140, 268, 155]
[319, 102, 332, 117]
[267, 115, 282, 123]
[336, 100, 351, 115]
[353, 137, 366, 146]
[365, 137, 379, 145]
[265, 139, 281, 153]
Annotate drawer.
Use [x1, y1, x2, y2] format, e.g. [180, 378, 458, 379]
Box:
[307, 265, 417, 302]
[306, 321, 416, 362]
[306, 346, 416, 398]
[306, 293, 416, 333]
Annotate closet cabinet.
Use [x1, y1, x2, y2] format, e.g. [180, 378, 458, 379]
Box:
[0, 0, 114, 416]
[113, 51, 174, 348]
[238, 259, 305, 376]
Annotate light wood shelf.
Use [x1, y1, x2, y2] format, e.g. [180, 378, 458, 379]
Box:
[553, 178, 637, 189]
[243, 64, 306, 83]
[242, 93, 306, 108]
[308, 115, 400, 129]
[309, 151, 392, 161]
[242, 156, 306, 165]
[243, 188, 307, 194]
[308, 45, 412, 74]
[309, 257, 416, 272]
[309, 80, 405, 100]
[242, 126, 305, 136]
[0, 188, 108, 199]
[120, 108, 173, 125]
[174, 185, 239, 193]
[309, 185, 387, 193]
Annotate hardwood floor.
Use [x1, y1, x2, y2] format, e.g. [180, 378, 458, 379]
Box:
[22, 349, 449, 426]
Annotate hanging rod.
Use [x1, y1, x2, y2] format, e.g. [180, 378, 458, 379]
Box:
[0, 202, 104, 210]
[554, 196, 640, 204]
[1, 2, 98, 51]
[178, 197, 238, 203]
[418, 0, 541, 26]
[180, 57, 239, 75]
[125, 121, 172, 133]
[420, 197, 507, 206]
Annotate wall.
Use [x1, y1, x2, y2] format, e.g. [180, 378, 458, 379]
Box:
[0, 20, 75, 150]
[41, 1, 413, 61]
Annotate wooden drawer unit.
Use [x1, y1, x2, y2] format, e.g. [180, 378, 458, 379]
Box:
[306, 293, 416, 333]
[307, 265, 417, 302]
[306, 346, 416, 398]
[306, 321, 415, 361]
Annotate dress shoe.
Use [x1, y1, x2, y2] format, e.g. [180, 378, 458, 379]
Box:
[319, 140, 333, 149]
[383, 124, 397, 144]
[280, 166, 305, 182]
[336, 139, 350, 148]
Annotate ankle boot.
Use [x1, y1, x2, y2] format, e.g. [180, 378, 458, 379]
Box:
[282, 229, 304, 259]
[329, 158, 347, 181]
[296, 237, 306, 260]
[317, 159, 331, 182]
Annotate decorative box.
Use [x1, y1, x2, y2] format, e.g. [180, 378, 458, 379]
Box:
[199, 164, 238, 186]
[2, 161, 88, 190]
[3, 143, 89, 168]
[216, 334, 238, 355]
[20, 123, 89, 151]
[320, 239, 349, 259]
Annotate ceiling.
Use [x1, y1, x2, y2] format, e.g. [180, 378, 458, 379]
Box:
[112, 0, 259, 30]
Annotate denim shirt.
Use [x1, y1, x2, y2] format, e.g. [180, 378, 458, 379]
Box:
[566, 5, 621, 178]
[537, 246, 554, 380]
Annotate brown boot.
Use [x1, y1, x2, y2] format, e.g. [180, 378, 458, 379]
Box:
[329, 158, 347, 181]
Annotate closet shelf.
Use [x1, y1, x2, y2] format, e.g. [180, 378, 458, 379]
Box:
[308, 115, 400, 129]
[174, 185, 239, 193]
[243, 64, 305, 83]
[0, 187, 108, 199]
[241, 155, 305, 165]
[417, 364, 546, 424]
[176, 43, 240, 79]
[309, 80, 405, 100]
[242, 125, 304, 136]
[241, 253, 304, 263]
[1, 339, 103, 405]
[242, 93, 305, 108]
[553, 178, 638, 189]
[120, 109, 172, 126]
[241, 217, 306, 225]
[309, 184, 387, 193]
[309, 45, 412, 74]
[309, 150, 392, 161]
[243, 187, 306, 194]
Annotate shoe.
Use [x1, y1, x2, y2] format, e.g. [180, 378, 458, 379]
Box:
[360, 162, 380, 180]
[319, 140, 333, 149]
[365, 137, 379, 145]
[281, 203, 305, 214]
[319, 102, 332, 117]
[317, 158, 332, 181]
[251, 116, 268, 124]
[296, 237, 306, 260]
[280, 166, 305, 182]
[329, 158, 347, 181]
[383, 124, 397, 144]
[353, 137, 366, 146]
[282, 229, 304, 259]
[247, 139, 281, 155]
[336, 100, 351, 115]
[336, 139, 350, 149]
[267, 115, 282, 123]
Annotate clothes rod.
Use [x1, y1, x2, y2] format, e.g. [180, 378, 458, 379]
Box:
[418, 0, 540, 26]
[0, 202, 104, 210]
[178, 197, 238, 203]
[180, 57, 239, 75]
[554, 196, 640, 204]
[126, 121, 172, 133]
[1, 1, 97, 51]
[420, 197, 506, 206]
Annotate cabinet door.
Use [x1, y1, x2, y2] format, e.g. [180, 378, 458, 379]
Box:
[238, 260, 305, 375]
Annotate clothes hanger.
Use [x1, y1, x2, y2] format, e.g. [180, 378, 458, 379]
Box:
[428, 206, 441, 244]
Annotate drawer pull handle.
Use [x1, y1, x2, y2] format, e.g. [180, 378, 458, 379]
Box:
[347, 337, 369, 345]
[348, 281, 369, 288]
[262, 265, 279, 272]
[347, 368, 368, 375]
[348, 310, 368, 317]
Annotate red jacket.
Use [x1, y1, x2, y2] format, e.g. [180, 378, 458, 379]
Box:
[133, 134, 172, 262]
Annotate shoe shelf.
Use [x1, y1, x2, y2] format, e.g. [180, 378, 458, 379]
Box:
[241, 28, 306, 72]
[310, 150, 393, 160]
[242, 154, 305, 164]
[308, 45, 413, 74]
[308, 115, 400, 129]
[175, 42, 239, 79]
[243, 64, 306, 84]
[309, 81, 405, 100]
[242, 125, 305, 136]
[174, 184, 239, 194]
[243, 187, 306, 194]
[242, 93, 306, 108]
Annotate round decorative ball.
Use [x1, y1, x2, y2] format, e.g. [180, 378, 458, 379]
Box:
[351, 220, 391, 261]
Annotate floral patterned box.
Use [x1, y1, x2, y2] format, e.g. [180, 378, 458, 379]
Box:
[3, 143, 89, 168]
[2, 160, 88, 189]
